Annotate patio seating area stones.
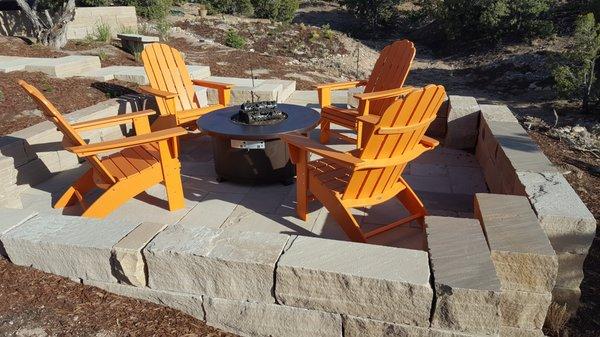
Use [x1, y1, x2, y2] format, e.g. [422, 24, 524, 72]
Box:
[80, 64, 211, 85]
[426, 216, 502, 336]
[117, 34, 159, 54]
[0, 208, 37, 257]
[205, 76, 296, 104]
[474, 194, 557, 335]
[444, 95, 479, 149]
[275, 236, 433, 326]
[472, 103, 596, 314]
[0, 55, 101, 78]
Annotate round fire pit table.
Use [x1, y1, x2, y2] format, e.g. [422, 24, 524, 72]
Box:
[197, 103, 320, 185]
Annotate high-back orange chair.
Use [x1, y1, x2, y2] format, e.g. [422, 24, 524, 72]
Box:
[317, 39, 416, 148]
[19, 80, 187, 218]
[140, 43, 233, 130]
[283, 85, 445, 242]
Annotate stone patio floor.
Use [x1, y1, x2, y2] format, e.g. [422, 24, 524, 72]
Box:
[16, 92, 488, 250]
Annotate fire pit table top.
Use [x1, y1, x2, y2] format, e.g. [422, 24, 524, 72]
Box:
[197, 103, 321, 141]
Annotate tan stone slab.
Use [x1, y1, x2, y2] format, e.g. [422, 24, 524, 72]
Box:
[480, 105, 519, 123]
[344, 315, 486, 337]
[499, 289, 551, 330]
[444, 95, 480, 150]
[111, 222, 167, 287]
[474, 194, 557, 293]
[426, 216, 501, 335]
[555, 252, 586, 289]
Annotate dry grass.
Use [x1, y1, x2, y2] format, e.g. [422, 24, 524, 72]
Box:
[544, 302, 572, 337]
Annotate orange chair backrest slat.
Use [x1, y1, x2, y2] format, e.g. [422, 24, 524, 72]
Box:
[142, 43, 198, 115]
[343, 85, 446, 202]
[359, 40, 416, 117]
[18, 80, 116, 184]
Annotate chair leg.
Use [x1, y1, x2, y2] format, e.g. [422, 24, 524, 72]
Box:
[396, 178, 427, 227]
[311, 180, 366, 243]
[295, 152, 309, 221]
[54, 169, 95, 209]
[163, 167, 185, 211]
[320, 119, 330, 144]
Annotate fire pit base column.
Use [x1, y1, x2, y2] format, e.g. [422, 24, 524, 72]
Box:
[211, 136, 295, 185]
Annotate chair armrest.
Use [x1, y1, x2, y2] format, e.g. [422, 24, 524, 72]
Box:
[420, 135, 440, 148]
[71, 110, 157, 131]
[356, 115, 380, 125]
[191, 79, 234, 90]
[191, 79, 233, 106]
[281, 134, 363, 167]
[139, 86, 178, 99]
[315, 80, 366, 90]
[354, 87, 414, 102]
[67, 127, 187, 157]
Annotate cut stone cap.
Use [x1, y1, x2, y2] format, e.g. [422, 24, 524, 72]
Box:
[475, 193, 555, 256]
[117, 34, 160, 42]
[0, 208, 38, 235]
[426, 216, 501, 292]
[145, 225, 288, 265]
[480, 104, 518, 123]
[279, 236, 430, 285]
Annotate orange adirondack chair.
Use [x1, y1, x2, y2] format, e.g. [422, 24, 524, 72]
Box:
[19, 80, 187, 218]
[283, 85, 446, 243]
[140, 43, 234, 130]
[318, 39, 416, 148]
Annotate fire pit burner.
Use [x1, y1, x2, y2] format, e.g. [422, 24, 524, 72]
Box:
[197, 104, 320, 185]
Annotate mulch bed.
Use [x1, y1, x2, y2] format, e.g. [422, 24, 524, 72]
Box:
[0, 36, 66, 59]
[529, 131, 600, 337]
[0, 72, 139, 135]
[0, 258, 236, 336]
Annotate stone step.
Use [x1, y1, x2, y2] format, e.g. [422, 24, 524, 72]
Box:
[80, 65, 211, 85]
[0, 57, 47, 73]
[204, 76, 296, 105]
[25, 55, 101, 78]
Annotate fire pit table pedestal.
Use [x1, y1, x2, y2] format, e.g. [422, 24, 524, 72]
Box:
[197, 104, 320, 185]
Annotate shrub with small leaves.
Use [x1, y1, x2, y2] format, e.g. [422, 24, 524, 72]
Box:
[115, 0, 173, 20]
[199, 0, 254, 16]
[76, 0, 111, 6]
[553, 13, 600, 113]
[224, 29, 246, 48]
[155, 19, 172, 41]
[339, 0, 401, 32]
[252, 0, 299, 22]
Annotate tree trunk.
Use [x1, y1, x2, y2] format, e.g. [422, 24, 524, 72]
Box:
[15, 0, 76, 50]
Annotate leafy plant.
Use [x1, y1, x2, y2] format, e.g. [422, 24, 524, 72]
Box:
[119, 25, 137, 34]
[76, 0, 110, 6]
[95, 22, 112, 42]
[553, 13, 600, 113]
[198, 0, 254, 16]
[224, 29, 246, 48]
[97, 50, 109, 61]
[252, 0, 299, 22]
[339, 0, 401, 32]
[115, 0, 173, 20]
[321, 24, 334, 39]
[155, 19, 172, 41]
[309, 30, 320, 43]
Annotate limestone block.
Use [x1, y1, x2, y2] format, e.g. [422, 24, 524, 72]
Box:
[479, 105, 518, 123]
[555, 252, 586, 289]
[2, 214, 139, 282]
[111, 222, 167, 287]
[499, 326, 544, 337]
[85, 279, 204, 320]
[426, 216, 501, 335]
[0, 208, 38, 257]
[275, 236, 432, 326]
[144, 225, 288, 302]
[474, 194, 557, 293]
[516, 172, 596, 254]
[204, 296, 342, 337]
[444, 95, 480, 149]
[499, 290, 551, 330]
[344, 315, 483, 337]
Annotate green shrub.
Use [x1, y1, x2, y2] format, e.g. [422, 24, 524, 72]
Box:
[224, 29, 246, 48]
[553, 13, 600, 113]
[116, 0, 173, 20]
[339, 0, 401, 31]
[417, 0, 554, 45]
[76, 0, 111, 6]
[95, 22, 112, 42]
[251, 0, 299, 22]
[155, 19, 172, 41]
[199, 0, 254, 16]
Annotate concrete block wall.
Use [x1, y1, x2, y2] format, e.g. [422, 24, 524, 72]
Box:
[0, 94, 156, 208]
[0, 7, 138, 40]
[471, 103, 596, 315]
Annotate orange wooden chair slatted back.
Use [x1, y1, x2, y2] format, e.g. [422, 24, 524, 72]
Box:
[359, 39, 416, 116]
[285, 85, 446, 243]
[345, 85, 446, 204]
[19, 80, 186, 218]
[142, 43, 198, 115]
[19, 81, 116, 185]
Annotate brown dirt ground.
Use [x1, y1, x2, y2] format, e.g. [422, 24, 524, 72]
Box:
[0, 258, 236, 337]
[0, 72, 139, 135]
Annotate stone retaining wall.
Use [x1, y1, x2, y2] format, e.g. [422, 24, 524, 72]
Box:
[0, 6, 137, 40]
